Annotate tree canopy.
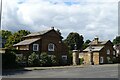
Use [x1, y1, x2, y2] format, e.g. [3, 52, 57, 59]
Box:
[5, 30, 30, 48]
[64, 32, 84, 50]
[113, 36, 120, 44]
[0, 30, 12, 48]
[0, 30, 12, 40]
[82, 39, 91, 49]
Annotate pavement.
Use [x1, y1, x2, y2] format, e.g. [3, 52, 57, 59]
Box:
[24, 65, 85, 70]
[3, 64, 119, 71]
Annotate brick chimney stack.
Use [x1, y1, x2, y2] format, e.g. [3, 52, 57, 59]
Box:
[94, 36, 99, 44]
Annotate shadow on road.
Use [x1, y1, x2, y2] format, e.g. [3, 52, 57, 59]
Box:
[2, 68, 32, 76]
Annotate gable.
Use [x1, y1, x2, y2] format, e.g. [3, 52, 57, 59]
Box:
[105, 40, 113, 46]
[43, 30, 63, 39]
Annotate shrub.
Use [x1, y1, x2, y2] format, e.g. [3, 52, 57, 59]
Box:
[79, 58, 84, 65]
[16, 55, 27, 67]
[2, 50, 18, 69]
[40, 52, 59, 66]
[50, 55, 58, 66]
[28, 52, 40, 66]
[39, 52, 51, 66]
[27, 52, 59, 67]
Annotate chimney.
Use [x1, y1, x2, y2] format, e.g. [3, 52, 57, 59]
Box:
[94, 36, 99, 44]
[51, 27, 54, 30]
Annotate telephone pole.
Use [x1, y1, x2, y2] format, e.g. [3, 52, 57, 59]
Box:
[0, 0, 2, 30]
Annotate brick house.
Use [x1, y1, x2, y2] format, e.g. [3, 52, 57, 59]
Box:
[82, 37, 116, 65]
[113, 43, 120, 63]
[13, 27, 68, 65]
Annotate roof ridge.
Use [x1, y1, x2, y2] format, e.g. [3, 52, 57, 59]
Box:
[24, 28, 53, 37]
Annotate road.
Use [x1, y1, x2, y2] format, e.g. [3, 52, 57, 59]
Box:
[2, 64, 119, 78]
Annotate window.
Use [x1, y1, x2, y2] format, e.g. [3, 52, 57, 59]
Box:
[33, 44, 39, 51]
[48, 43, 55, 51]
[62, 55, 67, 60]
[116, 50, 119, 54]
[113, 51, 116, 55]
[100, 57, 104, 63]
[107, 49, 110, 55]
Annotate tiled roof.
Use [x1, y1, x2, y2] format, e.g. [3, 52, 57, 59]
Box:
[89, 41, 108, 45]
[83, 46, 104, 52]
[24, 29, 52, 37]
[13, 38, 40, 46]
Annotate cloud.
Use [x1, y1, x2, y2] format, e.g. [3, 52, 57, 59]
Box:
[1, 0, 118, 41]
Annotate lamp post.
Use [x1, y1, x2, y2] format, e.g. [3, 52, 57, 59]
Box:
[89, 45, 94, 65]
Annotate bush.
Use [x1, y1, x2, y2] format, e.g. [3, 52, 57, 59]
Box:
[16, 55, 27, 67]
[39, 52, 49, 66]
[79, 58, 84, 65]
[50, 55, 58, 66]
[39, 52, 59, 66]
[28, 52, 40, 66]
[2, 50, 18, 69]
[27, 52, 59, 67]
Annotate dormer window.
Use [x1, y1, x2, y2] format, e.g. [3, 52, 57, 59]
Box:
[48, 43, 55, 51]
[107, 49, 110, 55]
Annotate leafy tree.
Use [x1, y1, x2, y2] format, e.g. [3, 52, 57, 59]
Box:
[0, 30, 12, 48]
[85, 39, 91, 44]
[82, 39, 91, 49]
[5, 30, 30, 48]
[0, 30, 12, 40]
[113, 36, 120, 44]
[64, 32, 84, 50]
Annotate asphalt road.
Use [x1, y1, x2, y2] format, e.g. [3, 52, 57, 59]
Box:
[2, 64, 119, 78]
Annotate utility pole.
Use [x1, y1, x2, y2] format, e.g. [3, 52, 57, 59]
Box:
[0, 0, 2, 30]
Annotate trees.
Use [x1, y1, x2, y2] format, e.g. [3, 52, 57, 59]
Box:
[0, 30, 12, 48]
[5, 30, 30, 48]
[0, 30, 12, 40]
[113, 36, 120, 44]
[64, 32, 84, 50]
[82, 39, 91, 49]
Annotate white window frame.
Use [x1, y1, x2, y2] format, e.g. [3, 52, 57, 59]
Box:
[113, 51, 116, 55]
[62, 55, 67, 60]
[33, 44, 39, 51]
[116, 50, 119, 54]
[48, 43, 55, 51]
[107, 49, 110, 55]
[100, 57, 104, 63]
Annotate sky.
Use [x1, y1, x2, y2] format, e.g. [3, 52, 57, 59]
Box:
[1, 0, 119, 41]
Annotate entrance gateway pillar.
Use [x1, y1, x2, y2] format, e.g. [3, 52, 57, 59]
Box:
[72, 50, 79, 65]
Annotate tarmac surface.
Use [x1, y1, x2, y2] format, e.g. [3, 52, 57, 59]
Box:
[2, 64, 119, 78]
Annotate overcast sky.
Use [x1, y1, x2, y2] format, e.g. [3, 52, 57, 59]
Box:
[1, 0, 119, 41]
